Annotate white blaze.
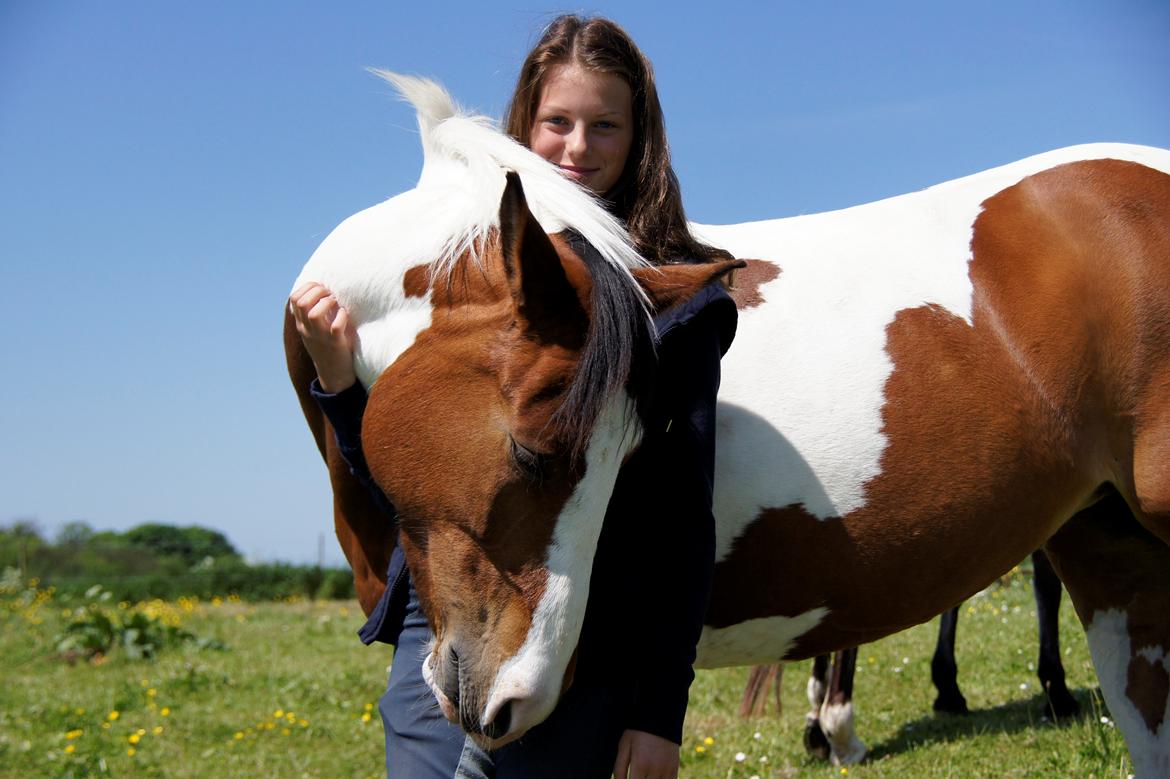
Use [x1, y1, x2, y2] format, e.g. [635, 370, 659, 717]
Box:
[482, 394, 642, 734]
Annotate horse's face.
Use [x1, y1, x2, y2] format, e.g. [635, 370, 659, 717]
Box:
[362, 173, 738, 745]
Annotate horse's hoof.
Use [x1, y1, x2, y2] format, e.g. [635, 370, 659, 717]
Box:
[830, 740, 868, 766]
[1044, 684, 1081, 719]
[932, 693, 969, 715]
[803, 719, 831, 761]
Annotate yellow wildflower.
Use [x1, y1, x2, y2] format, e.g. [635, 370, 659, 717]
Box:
[274, 709, 285, 719]
[695, 745, 706, 754]
[127, 748, 137, 757]
[361, 713, 372, 723]
[703, 736, 714, 745]
[234, 732, 244, 740]
[161, 708, 170, 717]
[128, 734, 141, 745]
[107, 711, 120, 721]
[64, 745, 75, 754]
[66, 729, 83, 740]
[152, 726, 163, 735]
[148, 688, 157, 697]
[282, 727, 291, 736]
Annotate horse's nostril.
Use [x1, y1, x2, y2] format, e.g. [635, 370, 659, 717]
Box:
[481, 699, 513, 741]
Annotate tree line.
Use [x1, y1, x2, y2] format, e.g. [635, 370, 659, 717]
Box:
[1, 520, 354, 601]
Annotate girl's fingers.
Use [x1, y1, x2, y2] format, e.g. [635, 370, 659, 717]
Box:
[291, 284, 330, 322]
[307, 294, 339, 326]
[331, 306, 350, 336]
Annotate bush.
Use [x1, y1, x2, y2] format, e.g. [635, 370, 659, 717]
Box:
[55, 586, 227, 662]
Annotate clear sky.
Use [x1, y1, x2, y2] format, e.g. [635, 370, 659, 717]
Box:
[2, 1, 1167, 565]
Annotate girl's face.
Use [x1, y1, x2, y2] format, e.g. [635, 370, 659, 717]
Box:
[530, 65, 634, 197]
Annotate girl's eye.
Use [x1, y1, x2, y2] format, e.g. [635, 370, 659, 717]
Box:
[542, 116, 567, 126]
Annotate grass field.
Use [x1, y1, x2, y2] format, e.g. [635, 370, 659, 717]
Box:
[0, 571, 1133, 778]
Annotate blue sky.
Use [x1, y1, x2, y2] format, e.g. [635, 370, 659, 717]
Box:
[2, 1, 1167, 564]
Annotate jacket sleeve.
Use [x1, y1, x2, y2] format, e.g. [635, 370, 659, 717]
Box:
[623, 294, 733, 744]
[309, 379, 397, 519]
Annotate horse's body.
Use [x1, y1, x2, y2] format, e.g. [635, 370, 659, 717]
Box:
[690, 146, 1170, 772]
[288, 74, 1170, 774]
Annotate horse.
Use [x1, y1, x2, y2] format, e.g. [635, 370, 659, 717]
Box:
[285, 73, 1170, 774]
[740, 549, 1079, 764]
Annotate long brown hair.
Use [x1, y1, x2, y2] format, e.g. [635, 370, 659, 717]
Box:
[504, 15, 731, 266]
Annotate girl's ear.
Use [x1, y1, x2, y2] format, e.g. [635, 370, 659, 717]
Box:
[632, 259, 746, 314]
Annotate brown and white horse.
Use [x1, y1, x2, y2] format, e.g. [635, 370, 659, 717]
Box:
[286, 74, 1170, 774]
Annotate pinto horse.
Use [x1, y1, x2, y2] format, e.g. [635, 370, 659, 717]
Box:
[285, 74, 1170, 774]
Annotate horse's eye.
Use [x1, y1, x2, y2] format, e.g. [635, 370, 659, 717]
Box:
[510, 437, 546, 481]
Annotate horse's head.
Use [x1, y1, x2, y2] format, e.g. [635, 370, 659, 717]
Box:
[366, 172, 736, 745]
[294, 73, 737, 745]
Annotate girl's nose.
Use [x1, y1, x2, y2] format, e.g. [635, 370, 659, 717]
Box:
[564, 123, 588, 157]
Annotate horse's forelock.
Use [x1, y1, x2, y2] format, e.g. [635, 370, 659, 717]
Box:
[552, 234, 656, 461]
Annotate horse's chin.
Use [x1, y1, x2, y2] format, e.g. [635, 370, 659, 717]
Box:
[469, 730, 523, 750]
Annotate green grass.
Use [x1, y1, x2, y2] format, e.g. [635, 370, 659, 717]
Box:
[0, 573, 1132, 778]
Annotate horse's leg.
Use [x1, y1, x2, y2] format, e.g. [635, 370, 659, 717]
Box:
[817, 647, 867, 766]
[739, 663, 783, 718]
[803, 654, 831, 760]
[1044, 490, 1170, 777]
[930, 605, 969, 714]
[1031, 548, 1079, 718]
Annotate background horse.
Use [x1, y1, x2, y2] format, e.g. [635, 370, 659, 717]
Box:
[286, 74, 1170, 774]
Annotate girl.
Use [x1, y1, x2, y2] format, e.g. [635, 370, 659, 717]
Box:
[291, 15, 737, 779]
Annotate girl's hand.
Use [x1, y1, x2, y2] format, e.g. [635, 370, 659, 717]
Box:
[289, 282, 357, 393]
[613, 729, 679, 779]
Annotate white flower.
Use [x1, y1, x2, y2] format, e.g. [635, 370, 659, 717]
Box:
[752, 732, 761, 740]
[735, 752, 746, 762]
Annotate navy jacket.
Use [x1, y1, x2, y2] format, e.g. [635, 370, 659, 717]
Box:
[311, 277, 737, 746]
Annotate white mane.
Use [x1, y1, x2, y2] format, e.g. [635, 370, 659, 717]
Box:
[294, 71, 650, 387]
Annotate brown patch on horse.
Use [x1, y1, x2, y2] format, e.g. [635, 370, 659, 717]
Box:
[710, 302, 1078, 657]
[728, 259, 781, 310]
[403, 264, 430, 298]
[1127, 652, 1169, 732]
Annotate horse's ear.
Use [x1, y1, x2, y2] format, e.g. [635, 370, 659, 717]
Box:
[498, 171, 588, 339]
[633, 259, 747, 314]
